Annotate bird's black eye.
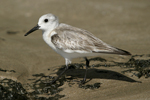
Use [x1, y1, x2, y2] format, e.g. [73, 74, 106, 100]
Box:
[44, 19, 48, 23]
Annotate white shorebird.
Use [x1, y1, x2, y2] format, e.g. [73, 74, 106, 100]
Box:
[24, 13, 131, 84]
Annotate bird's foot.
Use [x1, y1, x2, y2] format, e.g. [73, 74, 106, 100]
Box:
[80, 79, 86, 84]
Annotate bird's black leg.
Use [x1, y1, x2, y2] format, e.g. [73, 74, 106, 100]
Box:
[50, 65, 69, 84]
[81, 57, 89, 84]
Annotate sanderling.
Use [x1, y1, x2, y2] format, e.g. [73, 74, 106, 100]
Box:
[24, 13, 131, 84]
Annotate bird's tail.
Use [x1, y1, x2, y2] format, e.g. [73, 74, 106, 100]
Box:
[112, 47, 131, 55]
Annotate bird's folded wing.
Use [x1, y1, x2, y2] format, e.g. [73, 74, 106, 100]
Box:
[51, 24, 116, 54]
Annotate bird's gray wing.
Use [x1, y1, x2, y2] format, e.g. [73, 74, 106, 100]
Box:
[51, 24, 130, 55]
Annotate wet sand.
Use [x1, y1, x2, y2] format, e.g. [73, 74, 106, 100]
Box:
[0, 0, 150, 99]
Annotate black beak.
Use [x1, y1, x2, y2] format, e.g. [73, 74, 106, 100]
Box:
[24, 24, 40, 36]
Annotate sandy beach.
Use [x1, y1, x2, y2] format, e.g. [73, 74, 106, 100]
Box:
[0, 0, 150, 99]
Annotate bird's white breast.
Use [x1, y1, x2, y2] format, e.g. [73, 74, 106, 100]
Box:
[42, 31, 57, 51]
